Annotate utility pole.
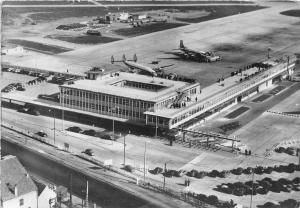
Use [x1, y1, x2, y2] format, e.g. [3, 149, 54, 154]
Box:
[250, 169, 254, 208]
[85, 181, 89, 208]
[163, 163, 167, 189]
[155, 116, 158, 139]
[286, 55, 290, 79]
[49, 109, 56, 145]
[123, 133, 126, 166]
[144, 142, 147, 183]
[61, 88, 65, 131]
[69, 173, 73, 208]
[123, 130, 130, 166]
[53, 109, 56, 145]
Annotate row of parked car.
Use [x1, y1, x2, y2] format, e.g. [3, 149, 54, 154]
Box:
[3, 67, 50, 78]
[1, 82, 25, 93]
[66, 126, 112, 140]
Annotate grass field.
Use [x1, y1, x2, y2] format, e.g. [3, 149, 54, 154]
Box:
[252, 94, 272, 103]
[114, 22, 187, 37]
[225, 106, 250, 119]
[46, 34, 122, 44]
[1, 5, 263, 25]
[269, 85, 286, 95]
[2, 1, 94, 5]
[280, 9, 300, 17]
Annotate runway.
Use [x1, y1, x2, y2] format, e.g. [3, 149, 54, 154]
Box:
[3, 1, 300, 87]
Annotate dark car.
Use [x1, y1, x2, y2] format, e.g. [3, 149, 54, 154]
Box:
[29, 109, 40, 116]
[37, 131, 47, 137]
[66, 126, 83, 133]
[17, 86, 26, 91]
[83, 149, 94, 156]
[82, 129, 96, 136]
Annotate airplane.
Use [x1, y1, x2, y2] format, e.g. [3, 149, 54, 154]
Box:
[111, 54, 174, 77]
[172, 40, 221, 63]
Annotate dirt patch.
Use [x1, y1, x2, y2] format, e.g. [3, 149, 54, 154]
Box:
[6, 39, 72, 54]
[280, 9, 300, 17]
[46, 34, 122, 44]
[213, 44, 244, 52]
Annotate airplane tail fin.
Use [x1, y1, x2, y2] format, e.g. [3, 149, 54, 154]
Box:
[133, 54, 137, 62]
[122, 54, 126, 62]
[111, 56, 114, 64]
[179, 40, 184, 49]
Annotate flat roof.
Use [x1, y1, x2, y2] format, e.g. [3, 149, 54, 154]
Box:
[61, 72, 196, 102]
[145, 58, 293, 118]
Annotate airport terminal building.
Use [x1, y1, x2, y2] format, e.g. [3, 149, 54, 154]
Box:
[59, 56, 296, 129]
[59, 72, 201, 128]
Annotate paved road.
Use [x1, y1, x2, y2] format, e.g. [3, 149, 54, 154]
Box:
[1, 132, 195, 208]
[195, 81, 300, 135]
[1, 106, 199, 170]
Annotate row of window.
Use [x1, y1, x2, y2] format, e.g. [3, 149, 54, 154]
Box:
[64, 98, 147, 119]
[147, 115, 169, 126]
[61, 88, 153, 109]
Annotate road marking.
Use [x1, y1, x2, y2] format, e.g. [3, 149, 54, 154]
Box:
[37, 149, 46, 154]
[178, 152, 208, 171]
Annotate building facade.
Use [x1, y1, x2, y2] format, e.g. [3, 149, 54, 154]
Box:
[59, 72, 200, 128]
[1, 155, 38, 208]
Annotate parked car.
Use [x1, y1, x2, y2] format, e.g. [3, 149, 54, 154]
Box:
[82, 129, 96, 136]
[18, 106, 40, 116]
[66, 126, 83, 133]
[37, 131, 47, 137]
[82, 148, 94, 156]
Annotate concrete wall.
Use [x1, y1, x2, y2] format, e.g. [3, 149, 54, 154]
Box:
[258, 79, 272, 92]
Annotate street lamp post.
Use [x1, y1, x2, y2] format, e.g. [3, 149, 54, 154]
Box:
[143, 141, 149, 183]
[163, 163, 167, 189]
[111, 106, 118, 140]
[49, 109, 56, 145]
[123, 130, 130, 166]
[155, 116, 158, 139]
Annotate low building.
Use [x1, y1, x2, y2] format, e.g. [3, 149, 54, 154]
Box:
[1, 45, 24, 55]
[118, 12, 129, 21]
[34, 180, 57, 208]
[1, 155, 38, 208]
[59, 72, 200, 128]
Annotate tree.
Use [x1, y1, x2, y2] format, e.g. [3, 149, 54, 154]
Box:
[207, 195, 218, 205]
[223, 199, 237, 208]
[280, 199, 298, 208]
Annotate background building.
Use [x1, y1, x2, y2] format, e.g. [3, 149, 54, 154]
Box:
[1, 155, 38, 208]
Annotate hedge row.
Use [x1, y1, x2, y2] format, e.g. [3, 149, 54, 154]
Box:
[216, 177, 300, 196]
[186, 192, 236, 208]
[258, 199, 300, 208]
[187, 163, 300, 179]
